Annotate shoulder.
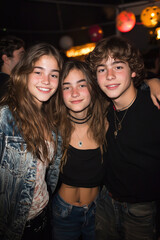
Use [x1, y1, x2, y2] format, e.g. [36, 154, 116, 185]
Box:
[138, 89, 156, 107]
[137, 89, 160, 117]
[0, 105, 16, 133]
[0, 72, 9, 81]
[0, 105, 13, 120]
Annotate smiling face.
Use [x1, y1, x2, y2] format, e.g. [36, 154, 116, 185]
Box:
[62, 68, 91, 115]
[27, 54, 59, 108]
[96, 56, 136, 109]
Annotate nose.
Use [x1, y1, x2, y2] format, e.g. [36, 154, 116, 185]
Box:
[71, 87, 80, 97]
[106, 68, 115, 80]
[41, 75, 50, 84]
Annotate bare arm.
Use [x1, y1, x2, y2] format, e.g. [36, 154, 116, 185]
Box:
[145, 78, 160, 109]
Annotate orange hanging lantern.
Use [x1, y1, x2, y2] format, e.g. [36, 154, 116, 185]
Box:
[116, 11, 136, 32]
[140, 6, 160, 28]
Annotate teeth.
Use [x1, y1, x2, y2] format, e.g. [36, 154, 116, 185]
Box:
[38, 87, 50, 91]
[108, 85, 117, 87]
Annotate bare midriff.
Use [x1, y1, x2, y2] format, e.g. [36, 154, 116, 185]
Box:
[58, 183, 99, 206]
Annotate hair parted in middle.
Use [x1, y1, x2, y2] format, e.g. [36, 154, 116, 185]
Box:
[86, 36, 145, 88]
[1, 42, 63, 162]
[55, 59, 108, 170]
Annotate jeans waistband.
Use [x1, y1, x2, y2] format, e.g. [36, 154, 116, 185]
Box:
[106, 189, 157, 204]
[55, 192, 99, 210]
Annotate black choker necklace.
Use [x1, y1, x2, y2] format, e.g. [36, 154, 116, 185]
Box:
[68, 113, 92, 124]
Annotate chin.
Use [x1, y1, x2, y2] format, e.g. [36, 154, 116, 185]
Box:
[104, 93, 116, 99]
[40, 97, 51, 103]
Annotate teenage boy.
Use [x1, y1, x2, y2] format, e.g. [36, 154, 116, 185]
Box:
[87, 36, 160, 240]
[0, 35, 25, 98]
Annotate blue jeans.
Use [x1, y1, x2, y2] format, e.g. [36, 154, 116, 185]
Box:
[52, 193, 98, 240]
[96, 187, 157, 240]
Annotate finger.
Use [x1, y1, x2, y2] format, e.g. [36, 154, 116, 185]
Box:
[151, 95, 160, 110]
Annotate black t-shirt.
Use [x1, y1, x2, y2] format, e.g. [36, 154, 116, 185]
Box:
[0, 72, 9, 99]
[104, 89, 160, 203]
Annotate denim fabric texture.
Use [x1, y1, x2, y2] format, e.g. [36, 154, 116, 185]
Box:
[96, 187, 157, 240]
[52, 193, 98, 240]
[0, 106, 62, 240]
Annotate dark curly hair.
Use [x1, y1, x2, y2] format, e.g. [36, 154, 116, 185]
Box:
[86, 36, 145, 88]
[0, 35, 25, 70]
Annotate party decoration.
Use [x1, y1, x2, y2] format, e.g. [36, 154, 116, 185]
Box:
[155, 27, 160, 39]
[59, 35, 74, 50]
[116, 11, 136, 32]
[88, 25, 103, 42]
[66, 42, 96, 58]
[140, 6, 160, 28]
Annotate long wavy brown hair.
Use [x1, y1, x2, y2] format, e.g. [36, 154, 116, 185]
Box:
[0, 42, 63, 163]
[55, 60, 109, 170]
[86, 36, 145, 88]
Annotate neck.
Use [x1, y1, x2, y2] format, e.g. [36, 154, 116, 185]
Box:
[1, 65, 10, 75]
[113, 88, 137, 111]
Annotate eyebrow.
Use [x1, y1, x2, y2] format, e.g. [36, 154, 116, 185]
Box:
[63, 79, 86, 85]
[113, 60, 126, 65]
[97, 60, 126, 68]
[33, 66, 60, 72]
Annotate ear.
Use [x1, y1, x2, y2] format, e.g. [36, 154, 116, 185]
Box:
[2, 54, 10, 64]
[131, 72, 136, 78]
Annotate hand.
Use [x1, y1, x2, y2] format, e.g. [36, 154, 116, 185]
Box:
[146, 78, 160, 110]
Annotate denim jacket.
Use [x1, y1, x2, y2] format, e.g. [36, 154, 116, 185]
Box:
[0, 106, 62, 240]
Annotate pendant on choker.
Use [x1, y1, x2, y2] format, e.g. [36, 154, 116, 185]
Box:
[78, 141, 83, 147]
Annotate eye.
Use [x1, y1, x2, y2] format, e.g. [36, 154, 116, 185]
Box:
[97, 68, 105, 73]
[51, 74, 58, 78]
[34, 71, 41, 75]
[115, 65, 123, 70]
[63, 86, 70, 91]
[79, 83, 87, 88]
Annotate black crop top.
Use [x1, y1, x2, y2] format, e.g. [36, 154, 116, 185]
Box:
[60, 145, 105, 188]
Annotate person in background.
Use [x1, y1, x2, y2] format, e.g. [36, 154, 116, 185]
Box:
[141, 47, 160, 111]
[142, 47, 160, 240]
[52, 60, 108, 240]
[87, 36, 160, 240]
[0, 35, 25, 99]
[0, 42, 63, 240]
[143, 47, 160, 80]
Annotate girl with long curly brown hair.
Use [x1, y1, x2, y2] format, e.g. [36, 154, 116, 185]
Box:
[51, 59, 109, 240]
[0, 42, 63, 240]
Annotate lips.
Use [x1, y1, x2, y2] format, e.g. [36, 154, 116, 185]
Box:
[70, 99, 83, 104]
[106, 84, 119, 90]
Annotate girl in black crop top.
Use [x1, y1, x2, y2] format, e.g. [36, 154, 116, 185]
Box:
[51, 60, 108, 240]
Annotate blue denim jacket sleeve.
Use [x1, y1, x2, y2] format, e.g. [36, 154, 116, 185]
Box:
[0, 106, 36, 240]
[47, 132, 62, 193]
[0, 127, 3, 161]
